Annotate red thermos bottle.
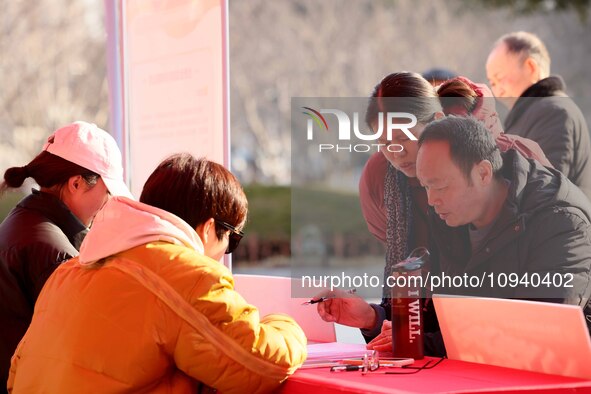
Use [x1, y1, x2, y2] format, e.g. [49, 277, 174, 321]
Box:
[390, 247, 429, 360]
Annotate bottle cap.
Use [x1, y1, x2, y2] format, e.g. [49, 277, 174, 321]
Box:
[393, 247, 430, 272]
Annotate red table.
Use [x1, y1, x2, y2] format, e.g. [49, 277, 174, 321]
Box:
[278, 357, 591, 394]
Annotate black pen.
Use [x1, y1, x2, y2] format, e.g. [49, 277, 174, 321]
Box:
[301, 289, 356, 305]
[330, 365, 363, 372]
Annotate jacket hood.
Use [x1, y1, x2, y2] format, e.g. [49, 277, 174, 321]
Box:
[504, 150, 591, 223]
[79, 197, 204, 264]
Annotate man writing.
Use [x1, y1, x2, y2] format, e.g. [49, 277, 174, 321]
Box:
[320, 116, 591, 354]
[416, 116, 590, 304]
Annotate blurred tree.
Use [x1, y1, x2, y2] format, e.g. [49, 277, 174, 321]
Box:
[229, 0, 591, 186]
[467, 0, 589, 22]
[0, 0, 107, 172]
[2, 0, 589, 188]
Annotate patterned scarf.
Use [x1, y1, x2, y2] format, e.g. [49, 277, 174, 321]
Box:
[382, 163, 414, 300]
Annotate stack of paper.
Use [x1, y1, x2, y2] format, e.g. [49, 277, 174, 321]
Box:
[303, 342, 371, 368]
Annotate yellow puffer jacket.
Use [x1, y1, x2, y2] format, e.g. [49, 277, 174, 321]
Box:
[8, 198, 307, 393]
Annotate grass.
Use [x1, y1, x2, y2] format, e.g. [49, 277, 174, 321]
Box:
[0, 190, 24, 222]
[243, 185, 292, 238]
[1, 186, 368, 243]
[243, 184, 367, 238]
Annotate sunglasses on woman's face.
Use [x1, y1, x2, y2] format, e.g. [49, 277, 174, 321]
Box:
[215, 220, 244, 254]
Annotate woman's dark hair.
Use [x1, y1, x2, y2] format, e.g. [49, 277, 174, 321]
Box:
[1, 151, 99, 196]
[140, 153, 248, 240]
[437, 78, 479, 115]
[365, 71, 442, 129]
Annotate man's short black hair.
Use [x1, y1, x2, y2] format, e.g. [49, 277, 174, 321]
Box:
[418, 116, 502, 182]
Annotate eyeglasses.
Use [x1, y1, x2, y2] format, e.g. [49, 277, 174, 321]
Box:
[215, 220, 244, 254]
[330, 350, 445, 375]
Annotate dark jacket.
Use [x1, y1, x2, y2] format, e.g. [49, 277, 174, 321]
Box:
[0, 190, 87, 391]
[504, 76, 591, 200]
[429, 150, 591, 329]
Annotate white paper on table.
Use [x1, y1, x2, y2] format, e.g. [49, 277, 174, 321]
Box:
[305, 342, 371, 364]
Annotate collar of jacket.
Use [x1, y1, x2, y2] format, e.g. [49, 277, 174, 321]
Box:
[504, 75, 567, 129]
[18, 189, 88, 249]
[520, 75, 566, 98]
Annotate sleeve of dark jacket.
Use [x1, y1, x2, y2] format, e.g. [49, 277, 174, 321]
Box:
[519, 99, 574, 178]
[517, 204, 591, 305]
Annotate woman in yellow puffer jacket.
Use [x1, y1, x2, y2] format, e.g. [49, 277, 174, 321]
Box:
[8, 153, 307, 393]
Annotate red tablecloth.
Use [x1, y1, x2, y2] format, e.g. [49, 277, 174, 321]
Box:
[278, 357, 591, 394]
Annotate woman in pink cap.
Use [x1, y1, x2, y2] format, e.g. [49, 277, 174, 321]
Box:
[0, 121, 131, 387]
[316, 72, 550, 356]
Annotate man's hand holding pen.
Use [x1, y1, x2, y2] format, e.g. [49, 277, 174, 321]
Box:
[313, 288, 378, 330]
[302, 288, 357, 305]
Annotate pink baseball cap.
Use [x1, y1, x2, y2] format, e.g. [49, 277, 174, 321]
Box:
[43, 121, 133, 199]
